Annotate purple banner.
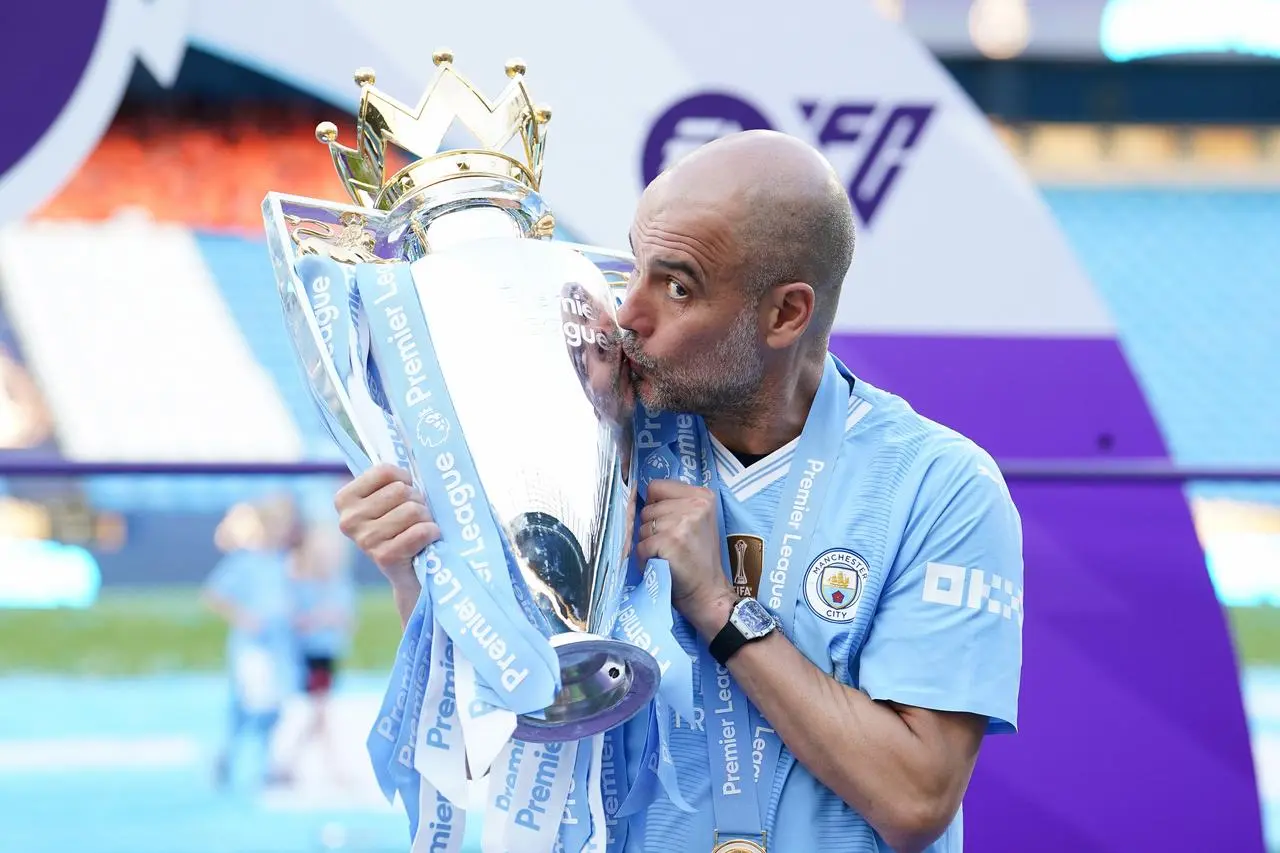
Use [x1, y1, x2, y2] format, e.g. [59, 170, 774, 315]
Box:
[0, 4, 107, 179]
[831, 331, 1264, 852]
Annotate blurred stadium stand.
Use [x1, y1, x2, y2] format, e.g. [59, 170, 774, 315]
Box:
[1003, 122, 1280, 179]
[1044, 187, 1280, 505]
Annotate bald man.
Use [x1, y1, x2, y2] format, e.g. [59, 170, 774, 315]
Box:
[336, 130, 1024, 853]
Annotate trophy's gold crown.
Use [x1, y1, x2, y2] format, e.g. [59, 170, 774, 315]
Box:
[316, 49, 551, 212]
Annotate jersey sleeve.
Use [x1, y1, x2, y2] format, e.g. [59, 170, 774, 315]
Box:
[856, 444, 1024, 734]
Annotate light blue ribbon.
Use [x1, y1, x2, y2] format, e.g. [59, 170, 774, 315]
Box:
[350, 261, 564, 840]
[701, 355, 849, 845]
[611, 407, 716, 818]
[601, 725, 629, 852]
[612, 356, 850, 846]
[558, 745, 596, 852]
[292, 255, 365, 465]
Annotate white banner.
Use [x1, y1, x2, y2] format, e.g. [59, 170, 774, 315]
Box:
[3, 0, 1112, 340]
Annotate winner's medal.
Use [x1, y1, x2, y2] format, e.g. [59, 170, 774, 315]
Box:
[713, 835, 767, 853]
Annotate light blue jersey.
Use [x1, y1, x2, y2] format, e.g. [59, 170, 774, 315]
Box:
[627, 369, 1024, 852]
[204, 548, 298, 712]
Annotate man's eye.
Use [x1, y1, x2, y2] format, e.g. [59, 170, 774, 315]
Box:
[666, 279, 689, 299]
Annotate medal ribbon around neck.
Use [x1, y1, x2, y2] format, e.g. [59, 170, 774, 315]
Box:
[703, 355, 851, 846]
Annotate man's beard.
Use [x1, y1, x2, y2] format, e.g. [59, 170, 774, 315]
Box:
[621, 311, 765, 420]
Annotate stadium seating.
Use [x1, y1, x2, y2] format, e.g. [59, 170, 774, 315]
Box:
[192, 232, 337, 460]
[994, 120, 1280, 181]
[0, 218, 308, 511]
[1044, 187, 1280, 505]
[33, 106, 406, 235]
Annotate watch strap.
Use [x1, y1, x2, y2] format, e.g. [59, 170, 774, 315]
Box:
[709, 611, 748, 667]
[709, 598, 773, 666]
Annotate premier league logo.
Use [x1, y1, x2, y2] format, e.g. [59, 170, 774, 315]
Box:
[644, 449, 672, 481]
[804, 548, 870, 623]
[641, 91, 935, 229]
[415, 406, 451, 449]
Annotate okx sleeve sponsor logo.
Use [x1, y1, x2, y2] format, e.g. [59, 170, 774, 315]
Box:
[641, 92, 935, 229]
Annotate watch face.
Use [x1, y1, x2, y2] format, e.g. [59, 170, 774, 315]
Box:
[732, 598, 776, 637]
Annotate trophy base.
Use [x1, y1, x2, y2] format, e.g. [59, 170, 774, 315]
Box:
[512, 633, 661, 743]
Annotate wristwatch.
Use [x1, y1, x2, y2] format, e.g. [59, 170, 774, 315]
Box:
[709, 598, 779, 666]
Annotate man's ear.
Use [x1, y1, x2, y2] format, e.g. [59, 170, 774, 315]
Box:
[761, 281, 816, 349]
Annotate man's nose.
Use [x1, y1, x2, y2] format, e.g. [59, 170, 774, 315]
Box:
[616, 283, 652, 338]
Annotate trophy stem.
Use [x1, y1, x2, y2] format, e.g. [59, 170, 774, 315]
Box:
[512, 633, 661, 743]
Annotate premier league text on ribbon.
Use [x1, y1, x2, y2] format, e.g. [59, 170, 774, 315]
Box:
[712, 662, 748, 797]
[373, 270, 489, 563]
[692, 355, 851, 845]
[304, 264, 342, 358]
[373, 632, 423, 743]
[672, 706, 775, 787]
[767, 458, 826, 610]
[492, 741, 526, 816]
[600, 732, 620, 821]
[613, 567, 672, 676]
[514, 741, 568, 833]
[369, 265, 530, 695]
[751, 722, 776, 784]
[416, 518, 530, 693]
[422, 788, 459, 851]
[636, 412, 699, 481]
[421, 632, 457, 754]
[395, 620, 434, 774]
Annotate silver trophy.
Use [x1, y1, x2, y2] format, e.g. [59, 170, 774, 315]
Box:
[261, 51, 658, 742]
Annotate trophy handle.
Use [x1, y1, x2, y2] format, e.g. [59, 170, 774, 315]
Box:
[262, 192, 404, 472]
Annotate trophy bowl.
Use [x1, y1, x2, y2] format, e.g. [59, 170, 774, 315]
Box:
[262, 52, 663, 743]
[402, 232, 658, 743]
[520, 636, 661, 742]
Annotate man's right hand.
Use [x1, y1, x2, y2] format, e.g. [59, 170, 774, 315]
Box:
[335, 463, 440, 584]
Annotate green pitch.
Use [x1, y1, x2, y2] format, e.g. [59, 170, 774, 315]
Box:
[1229, 605, 1280, 668]
[0, 586, 406, 676]
[1, 588, 1279, 675]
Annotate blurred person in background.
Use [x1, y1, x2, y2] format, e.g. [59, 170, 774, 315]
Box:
[276, 519, 357, 786]
[202, 494, 302, 790]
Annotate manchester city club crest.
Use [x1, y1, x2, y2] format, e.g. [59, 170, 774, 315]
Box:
[804, 548, 870, 623]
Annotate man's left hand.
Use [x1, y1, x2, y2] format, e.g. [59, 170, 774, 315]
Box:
[636, 479, 737, 634]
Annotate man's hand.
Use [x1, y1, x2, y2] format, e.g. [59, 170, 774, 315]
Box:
[636, 479, 737, 633]
[335, 464, 440, 585]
